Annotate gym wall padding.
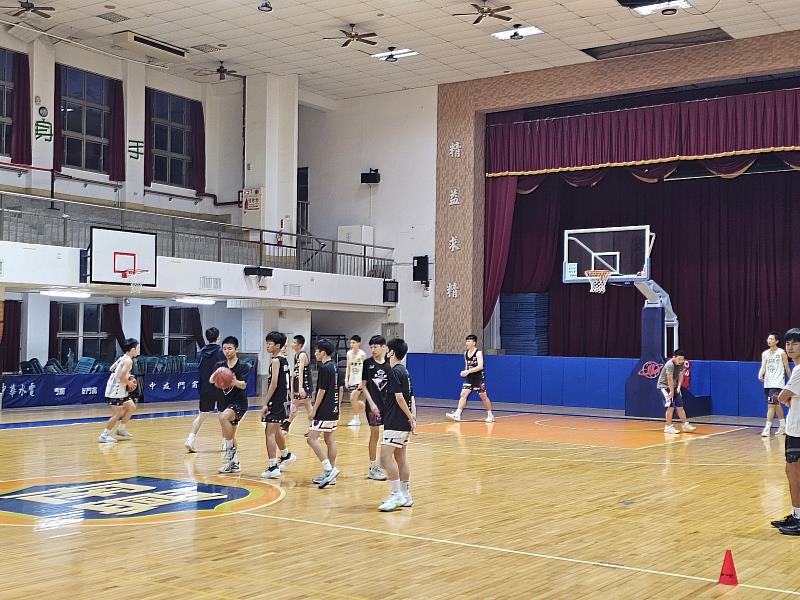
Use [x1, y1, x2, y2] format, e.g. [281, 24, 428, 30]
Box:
[407, 354, 777, 418]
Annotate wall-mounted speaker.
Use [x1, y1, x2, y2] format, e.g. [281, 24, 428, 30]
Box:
[383, 279, 399, 303]
[412, 255, 429, 283]
[361, 169, 380, 184]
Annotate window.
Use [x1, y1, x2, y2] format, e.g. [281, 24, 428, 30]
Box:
[59, 65, 113, 173]
[167, 308, 198, 359]
[149, 90, 193, 188]
[56, 302, 117, 365]
[151, 306, 165, 354]
[297, 167, 309, 234]
[0, 49, 13, 157]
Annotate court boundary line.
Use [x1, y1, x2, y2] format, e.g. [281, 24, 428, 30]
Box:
[632, 426, 748, 450]
[241, 511, 800, 597]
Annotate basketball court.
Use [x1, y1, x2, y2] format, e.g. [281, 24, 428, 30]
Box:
[0, 399, 796, 599]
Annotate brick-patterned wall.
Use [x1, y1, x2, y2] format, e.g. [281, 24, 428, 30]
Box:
[434, 30, 800, 353]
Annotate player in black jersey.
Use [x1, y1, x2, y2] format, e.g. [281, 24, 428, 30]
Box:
[378, 338, 416, 511]
[446, 334, 495, 423]
[359, 335, 389, 481]
[282, 335, 313, 434]
[307, 338, 340, 488]
[260, 331, 297, 479]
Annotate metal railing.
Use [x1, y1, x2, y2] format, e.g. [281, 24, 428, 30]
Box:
[0, 190, 394, 279]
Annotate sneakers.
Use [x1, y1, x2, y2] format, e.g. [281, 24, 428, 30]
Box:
[185, 437, 197, 452]
[681, 422, 696, 433]
[779, 522, 800, 536]
[445, 411, 461, 422]
[771, 514, 798, 529]
[261, 465, 281, 479]
[218, 461, 241, 474]
[368, 465, 388, 481]
[311, 474, 336, 486]
[401, 493, 413, 507]
[485, 413, 495, 423]
[378, 494, 405, 512]
[318, 467, 341, 489]
[762, 426, 772, 437]
[348, 416, 361, 427]
[115, 430, 133, 440]
[98, 432, 117, 443]
[777, 424, 786, 435]
[664, 424, 679, 434]
[278, 452, 297, 471]
[281, 420, 290, 434]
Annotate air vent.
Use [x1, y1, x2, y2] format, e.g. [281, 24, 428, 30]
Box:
[111, 31, 189, 63]
[200, 276, 222, 290]
[581, 28, 731, 60]
[96, 12, 131, 23]
[283, 283, 301, 297]
[190, 44, 221, 53]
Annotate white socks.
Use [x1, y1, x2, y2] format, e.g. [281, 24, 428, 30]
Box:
[322, 459, 332, 471]
[793, 507, 800, 518]
[390, 480, 401, 494]
[269, 458, 278, 468]
[187, 432, 196, 442]
[400, 480, 410, 495]
[280, 448, 289, 458]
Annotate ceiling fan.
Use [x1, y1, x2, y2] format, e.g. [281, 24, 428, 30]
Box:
[323, 24, 377, 47]
[0, 1, 55, 18]
[453, 1, 512, 25]
[194, 62, 239, 81]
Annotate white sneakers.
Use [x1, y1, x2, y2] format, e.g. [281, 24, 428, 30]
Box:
[777, 424, 786, 435]
[762, 426, 772, 437]
[764, 425, 787, 436]
[378, 494, 405, 512]
[98, 432, 117, 443]
[485, 413, 495, 423]
[445, 412, 461, 422]
[664, 423, 696, 434]
[116, 430, 133, 440]
[368, 464, 388, 480]
[185, 437, 197, 453]
[261, 465, 281, 479]
[348, 416, 361, 427]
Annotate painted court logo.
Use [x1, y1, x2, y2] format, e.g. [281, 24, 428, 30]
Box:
[638, 361, 664, 379]
[0, 474, 282, 526]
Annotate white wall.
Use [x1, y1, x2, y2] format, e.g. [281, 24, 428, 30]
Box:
[311, 310, 386, 352]
[298, 87, 437, 351]
[0, 30, 244, 218]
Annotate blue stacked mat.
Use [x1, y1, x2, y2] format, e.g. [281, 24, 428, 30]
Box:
[500, 292, 549, 356]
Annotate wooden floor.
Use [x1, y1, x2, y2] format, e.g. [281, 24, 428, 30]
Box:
[0, 399, 798, 599]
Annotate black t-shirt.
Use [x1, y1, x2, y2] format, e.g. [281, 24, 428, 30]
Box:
[267, 356, 290, 412]
[314, 359, 339, 421]
[293, 351, 311, 394]
[362, 357, 389, 412]
[214, 359, 250, 404]
[464, 349, 485, 385]
[383, 363, 413, 431]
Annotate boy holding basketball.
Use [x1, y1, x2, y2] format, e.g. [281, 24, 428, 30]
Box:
[260, 331, 297, 479]
[214, 336, 250, 474]
[772, 328, 800, 535]
[378, 338, 416, 512]
[446, 334, 495, 423]
[759, 331, 790, 437]
[308, 338, 340, 488]
[98, 338, 140, 443]
[658, 349, 696, 434]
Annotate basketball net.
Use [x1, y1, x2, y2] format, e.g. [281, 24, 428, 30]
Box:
[121, 269, 148, 295]
[585, 269, 610, 294]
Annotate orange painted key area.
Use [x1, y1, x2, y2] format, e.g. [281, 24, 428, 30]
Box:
[416, 413, 745, 449]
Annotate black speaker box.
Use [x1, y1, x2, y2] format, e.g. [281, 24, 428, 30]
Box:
[412, 256, 429, 282]
[361, 171, 380, 184]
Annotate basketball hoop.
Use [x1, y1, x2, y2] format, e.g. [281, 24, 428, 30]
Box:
[585, 269, 610, 294]
[121, 269, 148, 295]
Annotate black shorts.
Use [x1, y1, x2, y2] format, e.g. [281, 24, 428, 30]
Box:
[462, 379, 486, 393]
[261, 400, 289, 424]
[365, 403, 383, 427]
[217, 398, 247, 426]
[786, 435, 800, 463]
[199, 394, 217, 413]
[764, 388, 782, 404]
[107, 396, 129, 407]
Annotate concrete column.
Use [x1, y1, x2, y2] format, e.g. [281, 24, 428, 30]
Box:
[244, 73, 298, 234]
[29, 39, 55, 194]
[21, 292, 50, 361]
[120, 298, 141, 342]
[122, 61, 146, 205]
[278, 308, 311, 365]
[241, 307, 279, 392]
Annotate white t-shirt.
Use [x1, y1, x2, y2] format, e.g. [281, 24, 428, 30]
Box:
[762, 348, 787, 388]
[105, 356, 130, 399]
[347, 349, 366, 387]
[783, 365, 800, 437]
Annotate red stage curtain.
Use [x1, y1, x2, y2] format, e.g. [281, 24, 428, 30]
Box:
[107, 78, 126, 181]
[10, 53, 31, 166]
[190, 100, 206, 195]
[487, 88, 800, 176]
[0, 300, 21, 372]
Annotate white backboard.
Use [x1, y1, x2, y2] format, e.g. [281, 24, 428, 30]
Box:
[89, 227, 157, 286]
[563, 225, 652, 283]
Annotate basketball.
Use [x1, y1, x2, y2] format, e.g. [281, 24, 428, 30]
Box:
[126, 376, 138, 391]
[212, 366, 235, 389]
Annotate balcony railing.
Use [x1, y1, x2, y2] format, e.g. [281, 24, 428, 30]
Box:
[0, 191, 394, 279]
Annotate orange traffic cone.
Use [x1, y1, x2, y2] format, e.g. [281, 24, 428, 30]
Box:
[718, 549, 738, 586]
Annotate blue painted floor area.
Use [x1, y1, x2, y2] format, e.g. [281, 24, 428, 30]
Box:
[0, 400, 767, 430]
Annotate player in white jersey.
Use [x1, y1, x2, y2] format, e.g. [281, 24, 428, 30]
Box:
[758, 331, 790, 437]
[345, 335, 367, 427]
[772, 328, 800, 535]
[98, 338, 139, 443]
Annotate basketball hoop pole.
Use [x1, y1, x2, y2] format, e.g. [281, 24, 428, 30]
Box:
[634, 279, 678, 357]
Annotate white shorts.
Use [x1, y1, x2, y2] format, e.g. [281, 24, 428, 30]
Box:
[309, 419, 337, 432]
[382, 430, 410, 448]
